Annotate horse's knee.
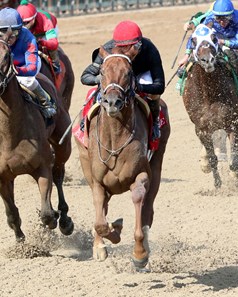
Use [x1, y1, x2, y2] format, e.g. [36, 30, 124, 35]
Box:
[94, 223, 110, 237]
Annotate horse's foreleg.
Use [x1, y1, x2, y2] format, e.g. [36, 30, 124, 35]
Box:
[130, 172, 150, 269]
[0, 180, 25, 241]
[198, 130, 221, 188]
[92, 184, 110, 261]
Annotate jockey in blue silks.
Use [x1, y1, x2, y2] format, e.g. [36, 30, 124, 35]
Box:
[178, 0, 238, 72]
[0, 7, 56, 118]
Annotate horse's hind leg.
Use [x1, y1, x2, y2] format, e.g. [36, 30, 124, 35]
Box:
[52, 143, 74, 236]
[130, 172, 150, 270]
[228, 130, 238, 175]
[0, 180, 25, 241]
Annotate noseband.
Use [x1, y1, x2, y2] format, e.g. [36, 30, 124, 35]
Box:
[101, 54, 134, 108]
[0, 39, 15, 96]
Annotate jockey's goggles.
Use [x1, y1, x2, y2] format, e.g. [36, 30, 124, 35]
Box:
[215, 15, 233, 22]
[0, 28, 20, 38]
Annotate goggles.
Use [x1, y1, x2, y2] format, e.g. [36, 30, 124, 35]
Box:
[215, 15, 233, 22]
[0, 29, 20, 39]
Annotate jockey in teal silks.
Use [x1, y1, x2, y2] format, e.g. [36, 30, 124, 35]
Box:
[178, 0, 238, 72]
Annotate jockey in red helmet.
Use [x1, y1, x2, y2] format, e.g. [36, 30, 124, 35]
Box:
[17, 0, 61, 75]
[0, 8, 56, 118]
[81, 20, 165, 140]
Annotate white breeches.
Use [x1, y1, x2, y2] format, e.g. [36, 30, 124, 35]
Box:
[16, 56, 41, 91]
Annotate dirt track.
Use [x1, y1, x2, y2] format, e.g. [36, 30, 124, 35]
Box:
[1, 3, 238, 297]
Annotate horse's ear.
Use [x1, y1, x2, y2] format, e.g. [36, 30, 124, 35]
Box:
[125, 44, 139, 61]
[206, 21, 214, 29]
[191, 36, 197, 49]
[99, 46, 109, 60]
[211, 34, 218, 45]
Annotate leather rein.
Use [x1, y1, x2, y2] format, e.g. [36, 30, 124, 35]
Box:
[0, 39, 15, 96]
[96, 53, 136, 164]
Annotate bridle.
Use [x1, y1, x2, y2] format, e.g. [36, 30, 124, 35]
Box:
[0, 39, 15, 96]
[96, 53, 136, 164]
[100, 53, 135, 109]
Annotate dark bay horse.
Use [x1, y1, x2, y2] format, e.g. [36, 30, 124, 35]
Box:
[75, 45, 170, 270]
[182, 24, 238, 188]
[0, 30, 74, 241]
[39, 47, 75, 111]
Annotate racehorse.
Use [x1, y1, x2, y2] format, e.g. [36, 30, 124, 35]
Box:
[0, 29, 74, 241]
[39, 47, 75, 111]
[74, 45, 170, 270]
[182, 24, 238, 188]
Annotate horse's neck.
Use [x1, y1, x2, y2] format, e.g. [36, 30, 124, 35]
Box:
[99, 106, 135, 142]
[0, 78, 26, 125]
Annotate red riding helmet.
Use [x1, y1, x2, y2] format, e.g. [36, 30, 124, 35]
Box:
[113, 20, 142, 46]
[17, 0, 37, 22]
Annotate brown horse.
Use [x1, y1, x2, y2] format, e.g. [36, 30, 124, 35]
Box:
[182, 24, 238, 188]
[0, 29, 74, 241]
[39, 47, 75, 111]
[75, 45, 170, 270]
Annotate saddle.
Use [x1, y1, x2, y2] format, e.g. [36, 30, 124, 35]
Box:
[72, 87, 167, 151]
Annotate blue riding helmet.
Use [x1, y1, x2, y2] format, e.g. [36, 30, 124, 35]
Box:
[0, 7, 23, 31]
[212, 0, 234, 16]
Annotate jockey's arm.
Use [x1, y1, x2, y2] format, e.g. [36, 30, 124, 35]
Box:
[81, 54, 103, 86]
[135, 42, 165, 95]
[38, 28, 58, 51]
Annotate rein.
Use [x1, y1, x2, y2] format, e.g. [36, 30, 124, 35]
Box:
[0, 40, 15, 96]
[96, 53, 135, 164]
[96, 111, 136, 164]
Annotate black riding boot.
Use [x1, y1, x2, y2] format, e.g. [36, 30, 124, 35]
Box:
[147, 98, 160, 139]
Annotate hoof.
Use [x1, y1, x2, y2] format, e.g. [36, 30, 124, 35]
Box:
[93, 244, 108, 261]
[59, 217, 74, 236]
[131, 255, 149, 271]
[16, 234, 25, 243]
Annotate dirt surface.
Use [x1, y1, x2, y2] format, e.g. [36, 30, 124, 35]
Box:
[1, 3, 238, 297]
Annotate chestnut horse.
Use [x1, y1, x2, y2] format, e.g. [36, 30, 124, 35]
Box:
[39, 47, 75, 111]
[0, 30, 74, 241]
[75, 45, 170, 270]
[182, 24, 238, 188]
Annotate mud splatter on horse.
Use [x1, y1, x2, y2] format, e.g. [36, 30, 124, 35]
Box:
[182, 24, 238, 188]
[74, 45, 170, 271]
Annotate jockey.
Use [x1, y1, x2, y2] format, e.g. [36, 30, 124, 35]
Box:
[0, 8, 56, 118]
[81, 20, 165, 139]
[17, 0, 61, 75]
[178, 0, 238, 72]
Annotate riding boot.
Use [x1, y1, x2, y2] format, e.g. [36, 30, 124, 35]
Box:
[33, 84, 57, 118]
[147, 96, 161, 139]
[223, 48, 238, 74]
[49, 49, 61, 74]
